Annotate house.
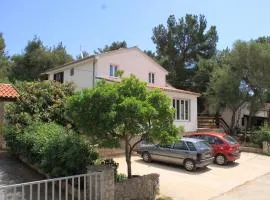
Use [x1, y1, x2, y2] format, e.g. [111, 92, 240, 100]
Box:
[221, 103, 270, 131]
[0, 84, 20, 148]
[44, 47, 200, 132]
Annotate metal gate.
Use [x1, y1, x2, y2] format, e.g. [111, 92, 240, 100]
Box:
[0, 172, 104, 200]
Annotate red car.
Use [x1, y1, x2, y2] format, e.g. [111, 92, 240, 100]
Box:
[185, 132, 240, 165]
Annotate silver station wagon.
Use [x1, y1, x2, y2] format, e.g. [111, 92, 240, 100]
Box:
[137, 138, 214, 171]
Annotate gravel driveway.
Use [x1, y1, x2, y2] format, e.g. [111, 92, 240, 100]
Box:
[114, 152, 270, 200]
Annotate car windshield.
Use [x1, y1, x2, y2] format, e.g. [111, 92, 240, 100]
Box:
[224, 135, 237, 145]
[195, 141, 211, 150]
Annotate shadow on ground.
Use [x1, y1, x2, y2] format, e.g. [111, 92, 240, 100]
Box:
[209, 161, 239, 169]
[134, 158, 212, 175]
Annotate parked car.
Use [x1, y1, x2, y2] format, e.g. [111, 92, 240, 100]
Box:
[184, 132, 240, 165]
[137, 138, 214, 171]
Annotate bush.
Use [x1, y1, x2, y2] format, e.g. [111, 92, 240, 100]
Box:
[251, 126, 270, 147]
[41, 134, 98, 177]
[6, 81, 75, 128]
[116, 173, 127, 182]
[4, 122, 98, 177]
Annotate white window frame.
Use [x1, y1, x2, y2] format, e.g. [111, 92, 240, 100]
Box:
[148, 72, 155, 84]
[109, 64, 119, 77]
[172, 98, 191, 121]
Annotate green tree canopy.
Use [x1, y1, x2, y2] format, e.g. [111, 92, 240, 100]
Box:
[152, 14, 218, 90]
[0, 33, 12, 83]
[9, 37, 73, 81]
[66, 75, 180, 178]
[6, 81, 75, 128]
[94, 41, 127, 54]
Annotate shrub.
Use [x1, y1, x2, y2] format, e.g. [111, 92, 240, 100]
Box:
[41, 134, 98, 177]
[4, 122, 98, 177]
[116, 173, 127, 182]
[251, 126, 270, 147]
[6, 81, 75, 128]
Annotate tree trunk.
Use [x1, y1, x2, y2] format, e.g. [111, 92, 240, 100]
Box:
[230, 110, 236, 135]
[125, 136, 132, 178]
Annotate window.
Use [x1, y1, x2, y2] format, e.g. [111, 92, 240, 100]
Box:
[186, 141, 196, 151]
[70, 68, 74, 76]
[148, 72, 155, 84]
[173, 141, 189, 151]
[159, 144, 172, 149]
[53, 72, 64, 83]
[109, 64, 118, 77]
[206, 136, 224, 145]
[241, 117, 245, 126]
[172, 98, 190, 120]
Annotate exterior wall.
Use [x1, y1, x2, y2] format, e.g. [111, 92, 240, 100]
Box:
[221, 103, 269, 129]
[165, 91, 198, 132]
[48, 59, 94, 90]
[115, 174, 159, 200]
[96, 48, 167, 86]
[46, 48, 199, 133]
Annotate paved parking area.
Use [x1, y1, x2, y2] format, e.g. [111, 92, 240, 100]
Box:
[114, 152, 270, 200]
[0, 151, 44, 186]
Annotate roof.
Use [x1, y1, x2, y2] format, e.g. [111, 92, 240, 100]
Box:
[180, 137, 205, 143]
[43, 55, 95, 73]
[43, 46, 168, 74]
[0, 84, 20, 101]
[96, 76, 200, 96]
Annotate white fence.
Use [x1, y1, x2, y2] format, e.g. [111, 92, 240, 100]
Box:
[0, 172, 104, 200]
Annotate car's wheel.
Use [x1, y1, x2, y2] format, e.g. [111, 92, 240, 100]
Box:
[215, 154, 226, 165]
[142, 152, 152, 163]
[184, 159, 196, 171]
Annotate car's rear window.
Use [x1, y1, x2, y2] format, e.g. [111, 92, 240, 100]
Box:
[195, 141, 211, 149]
[224, 135, 237, 145]
[186, 141, 196, 151]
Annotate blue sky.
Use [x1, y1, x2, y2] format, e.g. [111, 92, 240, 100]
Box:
[1, 0, 270, 57]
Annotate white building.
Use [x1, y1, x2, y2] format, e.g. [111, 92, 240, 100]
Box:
[44, 47, 200, 132]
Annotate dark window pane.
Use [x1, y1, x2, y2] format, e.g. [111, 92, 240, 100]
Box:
[110, 65, 113, 76]
[185, 100, 189, 120]
[186, 141, 196, 151]
[173, 141, 188, 150]
[176, 100, 180, 120]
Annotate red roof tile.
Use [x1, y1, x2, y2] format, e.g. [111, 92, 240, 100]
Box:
[0, 84, 20, 101]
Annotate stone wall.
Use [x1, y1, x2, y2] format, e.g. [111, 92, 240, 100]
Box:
[240, 146, 263, 154]
[263, 142, 270, 154]
[88, 165, 115, 200]
[115, 173, 159, 200]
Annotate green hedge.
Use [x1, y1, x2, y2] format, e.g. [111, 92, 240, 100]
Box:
[4, 122, 98, 177]
[251, 126, 270, 147]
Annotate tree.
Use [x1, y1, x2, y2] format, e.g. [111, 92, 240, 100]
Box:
[206, 40, 270, 134]
[94, 41, 127, 54]
[76, 50, 90, 60]
[9, 37, 73, 81]
[206, 64, 247, 134]
[152, 14, 218, 90]
[0, 33, 12, 83]
[66, 75, 179, 178]
[230, 40, 270, 131]
[6, 81, 75, 128]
